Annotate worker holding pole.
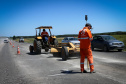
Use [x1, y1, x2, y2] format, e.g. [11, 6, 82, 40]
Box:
[78, 15, 95, 73]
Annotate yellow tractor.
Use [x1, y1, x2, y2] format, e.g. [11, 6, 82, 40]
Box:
[29, 26, 58, 54]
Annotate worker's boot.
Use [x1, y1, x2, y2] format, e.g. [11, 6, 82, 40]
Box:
[90, 65, 95, 73]
[83, 70, 88, 73]
[90, 70, 96, 73]
[81, 68, 87, 73]
[81, 68, 84, 73]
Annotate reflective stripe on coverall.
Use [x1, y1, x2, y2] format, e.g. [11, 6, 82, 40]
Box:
[78, 27, 94, 72]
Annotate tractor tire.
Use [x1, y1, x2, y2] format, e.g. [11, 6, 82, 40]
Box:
[45, 47, 49, 52]
[61, 46, 69, 61]
[34, 40, 42, 54]
[29, 45, 34, 53]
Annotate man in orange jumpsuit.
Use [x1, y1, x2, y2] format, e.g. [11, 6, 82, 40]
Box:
[78, 23, 95, 73]
[41, 29, 49, 42]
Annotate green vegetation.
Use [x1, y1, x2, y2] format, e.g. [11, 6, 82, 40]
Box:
[13, 35, 16, 40]
[56, 37, 64, 43]
[24, 38, 35, 43]
[12, 31, 126, 51]
[92, 31, 126, 36]
[56, 34, 78, 38]
[111, 35, 126, 51]
[13, 38, 34, 43]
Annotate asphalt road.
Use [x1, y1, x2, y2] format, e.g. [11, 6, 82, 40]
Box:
[0, 38, 126, 84]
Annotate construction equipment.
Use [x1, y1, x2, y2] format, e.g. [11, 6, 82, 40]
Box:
[51, 15, 89, 61]
[29, 26, 58, 54]
[50, 42, 80, 61]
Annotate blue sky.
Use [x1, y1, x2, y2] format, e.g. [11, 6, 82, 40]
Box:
[0, 0, 126, 37]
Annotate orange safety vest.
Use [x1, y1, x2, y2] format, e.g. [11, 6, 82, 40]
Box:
[41, 31, 49, 37]
[78, 27, 93, 49]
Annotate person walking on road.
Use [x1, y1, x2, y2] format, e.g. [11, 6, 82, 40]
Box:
[78, 23, 95, 73]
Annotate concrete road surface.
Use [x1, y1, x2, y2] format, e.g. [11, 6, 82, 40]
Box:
[0, 38, 126, 84]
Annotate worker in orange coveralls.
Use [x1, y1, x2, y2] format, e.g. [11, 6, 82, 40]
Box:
[41, 29, 49, 42]
[78, 23, 95, 73]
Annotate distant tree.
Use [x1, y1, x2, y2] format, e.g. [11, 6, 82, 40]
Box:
[13, 35, 16, 40]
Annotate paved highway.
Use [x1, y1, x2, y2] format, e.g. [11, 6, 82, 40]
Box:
[0, 38, 126, 84]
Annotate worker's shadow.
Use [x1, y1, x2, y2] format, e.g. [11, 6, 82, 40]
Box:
[27, 52, 40, 55]
[26, 52, 50, 55]
[61, 70, 81, 74]
[61, 70, 90, 74]
[61, 70, 92, 74]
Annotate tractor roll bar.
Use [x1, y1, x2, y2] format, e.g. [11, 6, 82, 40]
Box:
[36, 26, 52, 29]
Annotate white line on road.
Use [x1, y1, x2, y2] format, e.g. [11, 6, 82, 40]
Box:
[48, 74, 66, 77]
[94, 56, 126, 63]
[97, 72, 126, 84]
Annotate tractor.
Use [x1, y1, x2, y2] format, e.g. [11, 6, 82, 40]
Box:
[29, 26, 58, 54]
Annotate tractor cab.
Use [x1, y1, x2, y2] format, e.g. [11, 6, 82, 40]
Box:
[35, 26, 52, 39]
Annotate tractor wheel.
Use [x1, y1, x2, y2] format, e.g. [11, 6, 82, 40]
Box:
[45, 47, 49, 52]
[61, 46, 69, 61]
[34, 40, 42, 54]
[29, 45, 34, 53]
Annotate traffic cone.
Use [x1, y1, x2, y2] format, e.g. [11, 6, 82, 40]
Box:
[10, 41, 12, 45]
[17, 46, 20, 54]
[13, 43, 14, 47]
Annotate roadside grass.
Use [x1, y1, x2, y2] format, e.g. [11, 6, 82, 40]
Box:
[13, 38, 34, 43]
[51, 35, 126, 51]
[24, 38, 34, 43]
[14, 38, 19, 42]
[56, 37, 64, 43]
[111, 35, 126, 51]
[13, 35, 126, 51]
[13, 37, 63, 43]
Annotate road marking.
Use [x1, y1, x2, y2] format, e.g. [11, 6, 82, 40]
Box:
[94, 56, 126, 63]
[97, 72, 126, 84]
[48, 74, 66, 77]
[0, 43, 4, 51]
[65, 59, 89, 69]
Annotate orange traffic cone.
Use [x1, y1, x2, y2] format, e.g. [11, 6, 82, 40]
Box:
[10, 41, 12, 45]
[13, 43, 14, 47]
[17, 46, 20, 54]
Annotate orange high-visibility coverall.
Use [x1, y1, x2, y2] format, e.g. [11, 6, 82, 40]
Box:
[78, 27, 94, 72]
